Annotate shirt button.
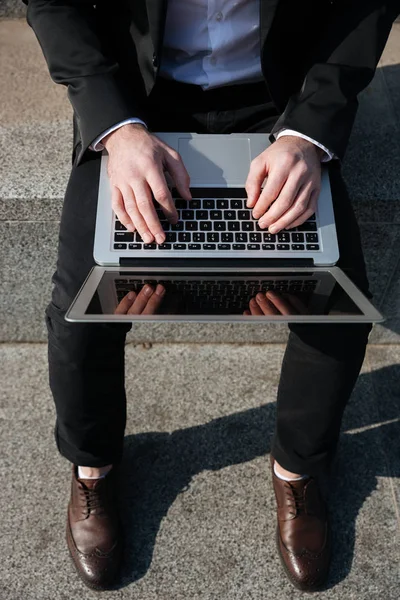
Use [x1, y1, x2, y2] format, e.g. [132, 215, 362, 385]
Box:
[216, 11, 223, 21]
[152, 53, 159, 68]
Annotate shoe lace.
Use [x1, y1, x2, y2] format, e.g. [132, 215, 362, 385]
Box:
[285, 481, 309, 517]
[79, 484, 106, 517]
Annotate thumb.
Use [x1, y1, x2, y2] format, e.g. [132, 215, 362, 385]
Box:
[164, 149, 192, 200]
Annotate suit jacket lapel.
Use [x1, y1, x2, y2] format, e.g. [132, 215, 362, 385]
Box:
[146, 0, 168, 53]
[260, 0, 280, 50]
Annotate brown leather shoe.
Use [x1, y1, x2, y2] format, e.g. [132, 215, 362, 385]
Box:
[270, 455, 331, 591]
[66, 465, 123, 590]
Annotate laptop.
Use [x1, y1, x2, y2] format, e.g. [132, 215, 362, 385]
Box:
[65, 133, 383, 323]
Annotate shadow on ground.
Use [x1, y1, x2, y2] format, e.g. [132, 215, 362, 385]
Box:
[113, 364, 400, 591]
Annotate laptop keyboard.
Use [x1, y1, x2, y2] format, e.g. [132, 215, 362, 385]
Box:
[115, 278, 318, 312]
[113, 194, 320, 253]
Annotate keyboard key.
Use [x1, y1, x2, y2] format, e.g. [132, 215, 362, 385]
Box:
[218, 244, 231, 250]
[210, 210, 222, 220]
[135, 233, 143, 242]
[277, 232, 290, 242]
[262, 244, 275, 250]
[200, 221, 212, 230]
[171, 222, 184, 230]
[217, 199, 229, 209]
[158, 243, 172, 249]
[161, 221, 170, 231]
[179, 232, 191, 242]
[263, 233, 276, 242]
[233, 244, 246, 250]
[173, 244, 187, 250]
[114, 232, 134, 242]
[231, 199, 243, 209]
[291, 244, 305, 250]
[228, 222, 240, 231]
[292, 232, 304, 242]
[204, 244, 216, 250]
[306, 244, 320, 250]
[238, 210, 250, 220]
[128, 243, 142, 250]
[114, 243, 127, 250]
[196, 210, 208, 220]
[185, 221, 198, 230]
[115, 221, 127, 231]
[165, 232, 177, 242]
[188, 244, 202, 250]
[182, 210, 194, 220]
[193, 232, 205, 242]
[249, 233, 261, 243]
[144, 243, 157, 249]
[242, 222, 254, 231]
[277, 244, 290, 250]
[204, 199, 215, 209]
[298, 222, 317, 231]
[214, 221, 226, 231]
[306, 233, 319, 243]
[247, 244, 261, 250]
[235, 232, 248, 243]
[175, 199, 187, 209]
[221, 232, 234, 242]
[189, 199, 201, 209]
[207, 232, 219, 242]
[224, 210, 236, 220]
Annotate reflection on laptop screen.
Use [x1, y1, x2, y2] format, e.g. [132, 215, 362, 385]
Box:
[85, 272, 363, 317]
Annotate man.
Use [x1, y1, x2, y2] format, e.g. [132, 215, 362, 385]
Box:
[24, 0, 398, 592]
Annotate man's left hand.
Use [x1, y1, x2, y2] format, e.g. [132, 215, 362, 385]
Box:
[245, 136, 324, 234]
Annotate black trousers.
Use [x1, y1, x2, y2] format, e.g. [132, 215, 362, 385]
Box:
[46, 78, 372, 475]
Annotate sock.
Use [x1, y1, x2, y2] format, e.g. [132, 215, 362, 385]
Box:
[274, 461, 308, 482]
[77, 466, 110, 480]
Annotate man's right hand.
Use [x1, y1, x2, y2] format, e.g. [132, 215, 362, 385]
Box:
[103, 124, 191, 245]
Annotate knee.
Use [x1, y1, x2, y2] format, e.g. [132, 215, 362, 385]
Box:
[288, 321, 373, 359]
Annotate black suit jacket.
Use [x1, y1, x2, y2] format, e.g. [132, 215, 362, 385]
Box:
[23, 0, 399, 165]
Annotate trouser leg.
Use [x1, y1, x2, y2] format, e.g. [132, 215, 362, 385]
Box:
[46, 152, 131, 467]
[271, 161, 373, 476]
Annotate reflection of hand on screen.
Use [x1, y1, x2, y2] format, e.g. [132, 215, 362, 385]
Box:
[114, 284, 165, 315]
[243, 290, 309, 316]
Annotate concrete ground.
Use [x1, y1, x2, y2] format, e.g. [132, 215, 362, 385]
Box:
[1, 8, 400, 600]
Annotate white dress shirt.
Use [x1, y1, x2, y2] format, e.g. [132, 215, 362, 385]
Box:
[91, 0, 334, 161]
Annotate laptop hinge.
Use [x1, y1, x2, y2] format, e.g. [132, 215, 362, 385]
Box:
[119, 257, 314, 269]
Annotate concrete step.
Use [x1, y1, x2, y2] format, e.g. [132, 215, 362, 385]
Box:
[1, 20, 400, 343]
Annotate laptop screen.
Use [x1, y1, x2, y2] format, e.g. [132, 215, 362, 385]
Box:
[81, 271, 364, 319]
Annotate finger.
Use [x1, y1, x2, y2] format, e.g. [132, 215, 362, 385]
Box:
[248, 297, 264, 316]
[164, 147, 192, 201]
[243, 309, 251, 316]
[255, 292, 280, 315]
[251, 165, 289, 219]
[111, 186, 135, 233]
[262, 183, 314, 233]
[114, 291, 137, 315]
[128, 284, 155, 314]
[257, 173, 302, 230]
[141, 284, 166, 314]
[282, 293, 310, 315]
[279, 188, 319, 230]
[265, 290, 296, 315]
[147, 167, 179, 224]
[245, 155, 267, 208]
[132, 180, 166, 245]
[120, 185, 154, 244]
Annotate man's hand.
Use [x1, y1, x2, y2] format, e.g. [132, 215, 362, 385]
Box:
[114, 283, 166, 315]
[244, 290, 309, 316]
[245, 136, 324, 234]
[103, 124, 191, 245]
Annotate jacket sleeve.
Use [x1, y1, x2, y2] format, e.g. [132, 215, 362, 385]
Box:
[270, 1, 400, 160]
[22, 0, 146, 164]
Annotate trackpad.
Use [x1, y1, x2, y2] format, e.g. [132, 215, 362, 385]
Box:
[178, 136, 251, 186]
